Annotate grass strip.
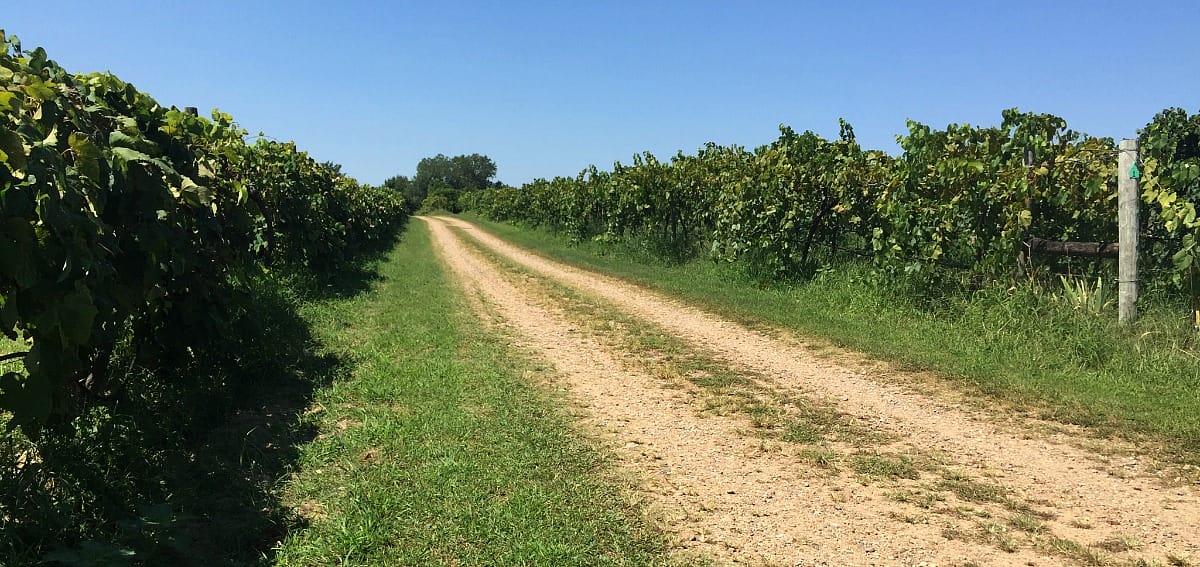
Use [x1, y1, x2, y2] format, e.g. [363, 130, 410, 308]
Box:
[273, 221, 668, 566]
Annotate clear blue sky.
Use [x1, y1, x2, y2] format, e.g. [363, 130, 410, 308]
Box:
[4, 1, 1197, 186]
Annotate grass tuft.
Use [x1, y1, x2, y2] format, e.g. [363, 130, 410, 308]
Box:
[1043, 535, 1111, 566]
[850, 453, 920, 481]
[1092, 534, 1143, 553]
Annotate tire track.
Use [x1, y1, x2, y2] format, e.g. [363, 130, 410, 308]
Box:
[431, 215, 1200, 565]
[425, 216, 1045, 566]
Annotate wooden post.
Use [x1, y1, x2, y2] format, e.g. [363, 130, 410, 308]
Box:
[1017, 147, 1036, 276]
[1118, 139, 1139, 325]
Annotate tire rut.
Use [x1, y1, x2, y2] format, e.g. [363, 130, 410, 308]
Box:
[422, 217, 1200, 567]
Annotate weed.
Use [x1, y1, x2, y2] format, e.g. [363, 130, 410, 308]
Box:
[1093, 534, 1143, 553]
[851, 453, 920, 481]
[796, 448, 840, 470]
[1007, 513, 1047, 534]
[887, 488, 946, 509]
[978, 521, 1021, 552]
[1043, 535, 1111, 566]
[1054, 275, 1115, 315]
[782, 421, 823, 444]
[1127, 559, 1167, 567]
[886, 510, 929, 524]
[942, 524, 968, 541]
[938, 475, 1009, 504]
[1168, 553, 1192, 566]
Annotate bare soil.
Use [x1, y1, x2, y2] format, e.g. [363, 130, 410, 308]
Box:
[423, 216, 1200, 567]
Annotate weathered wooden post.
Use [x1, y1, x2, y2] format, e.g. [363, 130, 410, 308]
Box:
[1017, 147, 1036, 276]
[1118, 139, 1140, 325]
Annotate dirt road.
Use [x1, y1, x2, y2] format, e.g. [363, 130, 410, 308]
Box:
[423, 216, 1200, 566]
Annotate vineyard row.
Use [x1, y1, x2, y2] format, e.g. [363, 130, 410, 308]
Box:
[461, 109, 1200, 292]
[0, 33, 408, 429]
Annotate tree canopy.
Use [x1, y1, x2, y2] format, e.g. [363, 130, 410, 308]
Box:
[402, 154, 497, 210]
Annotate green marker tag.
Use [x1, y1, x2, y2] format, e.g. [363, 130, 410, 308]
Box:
[1130, 163, 1141, 179]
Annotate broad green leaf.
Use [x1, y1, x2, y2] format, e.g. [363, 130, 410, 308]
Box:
[0, 218, 39, 288]
[39, 124, 57, 147]
[0, 91, 20, 113]
[111, 146, 152, 164]
[114, 116, 138, 133]
[56, 286, 97, 346]
[1018, 209, 1033, 227]
[108, 130, 140, 148]
[0, 125, 26, 170]
[0, 371, 51, 428]
[21, 79, 55, 101]
[68, 132, 102, 182]
[179, 176, 212, 207]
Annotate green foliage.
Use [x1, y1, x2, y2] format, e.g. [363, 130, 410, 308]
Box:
[274, 224, 668, 566]
[1140, 108, 1200, 285]
[0, 31, 409, 563]
[243, 139, 406, 272]
[2, 273, 354, 565]
[0, 31, 407, 432]
[462, 107, 1199, 299]
[467, 215, 1200, 460]
[1053, 275, 1115, 315]
[418, 181, 459, 213]
[405, 153, 497, 211]
[382, 173, 410, 199]
[712, 122, 887, 279]
[881, 109, 1115, 281]
[460, 146, 734, 261]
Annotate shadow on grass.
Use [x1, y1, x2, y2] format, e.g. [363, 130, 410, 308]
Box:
[288, 231, 406, 302]
[0, 238, 401, 566]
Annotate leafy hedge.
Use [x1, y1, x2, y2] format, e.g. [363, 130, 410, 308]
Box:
[0, 32, 407, 431]
[463, 108, 1200, 291]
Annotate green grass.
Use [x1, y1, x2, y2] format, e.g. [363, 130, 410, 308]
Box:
[273, 221, 668, 566]
[1007, 513, 1048, 534]
[1, 222, 669, 565]
[849, 452, 921, 481]
[887, 487, 945, 509]
[937, 472, 1010, 505]
[458, 213, 1200, 461]
[0, 336, 22, 373]
[1042, 535, 1112, 566]
[1092, 534, 1143, 553]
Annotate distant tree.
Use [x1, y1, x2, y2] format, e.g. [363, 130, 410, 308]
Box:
[406, 153, 497, 210]
[384, 154, 498, 211]
[445, 153, 497, 191]
[421, 179, 460, 213]
[383, 175, 410, 192]
[383, 175, 415, 205]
